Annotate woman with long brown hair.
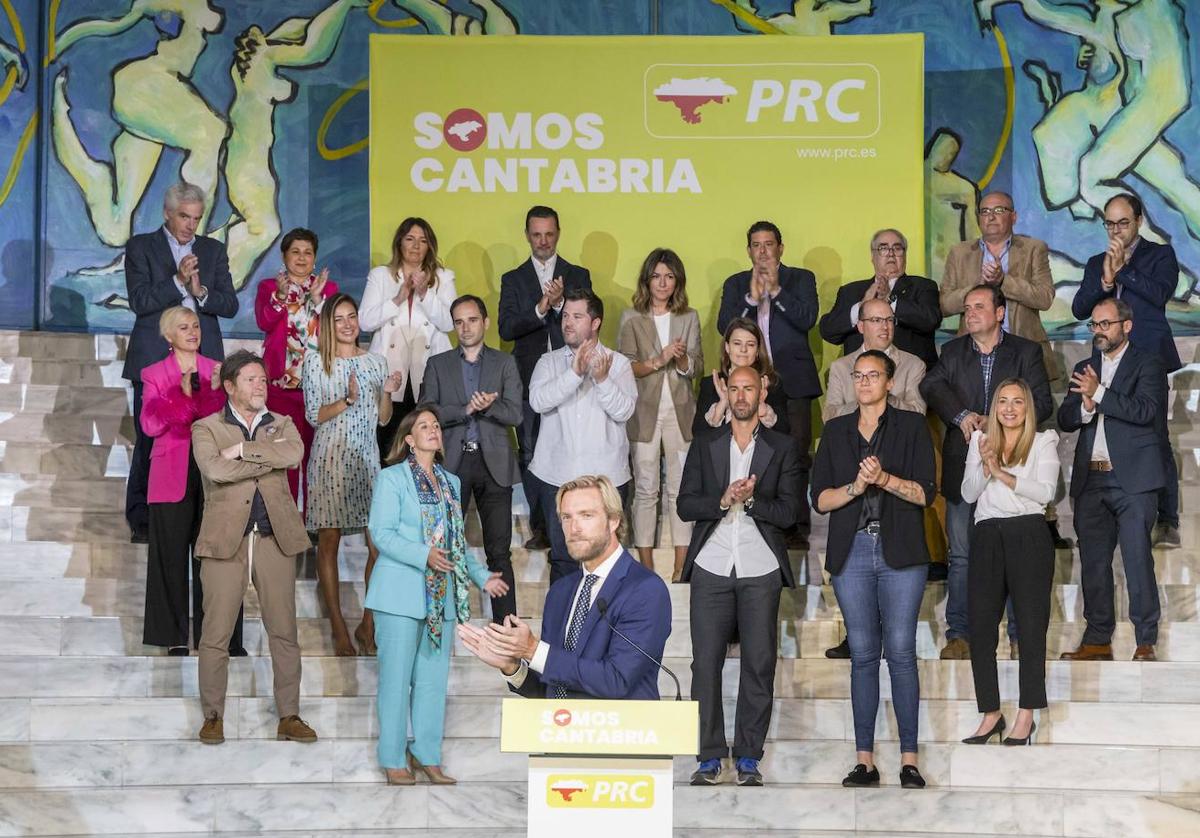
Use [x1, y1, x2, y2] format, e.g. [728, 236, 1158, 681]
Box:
[692, 317, 790, 438]
[302, 293, 403, 656]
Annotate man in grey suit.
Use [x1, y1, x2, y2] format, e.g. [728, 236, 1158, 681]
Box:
[421, 294, 524, 622]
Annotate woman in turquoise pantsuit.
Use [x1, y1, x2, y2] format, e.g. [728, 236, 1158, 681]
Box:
[366, 404, 509, 786]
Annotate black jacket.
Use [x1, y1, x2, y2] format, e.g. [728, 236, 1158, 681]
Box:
[497, 256, 591, 389]
[810, 407, 935, 574]
[677, 423, 802, 587]
[919, 331, 1053, 503]
[817, 274, 941, 368]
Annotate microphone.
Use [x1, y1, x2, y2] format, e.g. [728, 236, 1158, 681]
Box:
[596, 597, 682, 701]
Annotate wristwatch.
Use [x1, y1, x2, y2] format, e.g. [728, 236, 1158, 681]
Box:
[845, 482, 861, 497]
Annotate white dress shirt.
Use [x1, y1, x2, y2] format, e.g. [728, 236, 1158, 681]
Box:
[694, 433, 777, 578]
[528, 344, 636, 487]
[1079, 341, 1130, 463]
[961, 429, 1060, 522]
[506, 543, 624, 689]
[848, 276, 900, 325]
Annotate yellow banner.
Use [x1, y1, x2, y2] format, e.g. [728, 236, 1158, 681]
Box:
[499, 698, 699, 755]
[370, 34, 924, 369]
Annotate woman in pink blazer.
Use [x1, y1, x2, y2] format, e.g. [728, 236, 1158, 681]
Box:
[140, 306, 242, 656]
[254, 228, 339, 506]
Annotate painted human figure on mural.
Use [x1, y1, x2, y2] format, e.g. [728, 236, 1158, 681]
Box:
[218, 0, 371, 289]
[730, 0, 873, 34]
[925, 129, 982, 284]
[388, 0, 517, 34]
[0, 38, 27, 90]
[50, 0, 227, 246]
[978, 0, 1199, 297]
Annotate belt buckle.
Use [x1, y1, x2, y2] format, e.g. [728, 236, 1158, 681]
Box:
[462, 441, 480, 453]
[865, 521, 881, 536]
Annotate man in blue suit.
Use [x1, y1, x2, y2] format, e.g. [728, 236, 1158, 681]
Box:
[1059, 299, 1167, 663]
[459, 475, 671, 700]
[1073, 193, 1181, 547]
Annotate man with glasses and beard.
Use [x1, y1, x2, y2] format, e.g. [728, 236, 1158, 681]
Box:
[1059, 299, 1167, 663]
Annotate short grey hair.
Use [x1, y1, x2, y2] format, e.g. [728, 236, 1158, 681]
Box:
[870, 228, 908, 252]
[163, 182, 207, 212]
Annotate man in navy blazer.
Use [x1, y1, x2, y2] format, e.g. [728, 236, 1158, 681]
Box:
[497, 206, 592, 552]
[123, 182, 239, 543]
[1073, 193, 1181, 548]
[717, 220, 820, 546]
[1059, 299, 1166, 662]
[459, 475, 671, 701]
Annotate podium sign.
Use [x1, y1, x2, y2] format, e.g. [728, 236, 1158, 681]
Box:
[500, 699, 699, 838]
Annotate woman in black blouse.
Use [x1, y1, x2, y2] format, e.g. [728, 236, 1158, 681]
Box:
[692, 317, 789, 438]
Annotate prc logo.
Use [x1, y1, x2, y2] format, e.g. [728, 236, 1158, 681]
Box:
[545, 774, 655, 809]
[442, 107, 486, 151]
[653, 77, 738, 124]
[552, 708, 572, 727]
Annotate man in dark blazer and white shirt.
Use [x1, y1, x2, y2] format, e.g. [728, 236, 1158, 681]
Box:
[818, 228, 941, 369]
[717, 220, 819, 545]
[123, 182, 239, 542]
[421, 294, 524, 623]
[678, 366, 802, 788]
[919, 285, 1052, 660]
[497, 206, 592, 551]
[1073, 193, 1182, 548]
[1059, 298, 1166, 662]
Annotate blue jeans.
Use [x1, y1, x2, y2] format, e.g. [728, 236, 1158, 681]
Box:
[831, 530, 927, 753]
[947, 499, 1018, 642]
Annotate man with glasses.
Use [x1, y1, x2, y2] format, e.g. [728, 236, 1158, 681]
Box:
[1059, 299, 1166, 662]
[1073, 193, 1182, 548]
[824, 298, 926, 421]
[820, 229, 941, 369]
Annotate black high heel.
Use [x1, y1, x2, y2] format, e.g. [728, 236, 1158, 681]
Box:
[962, 715, 1006, 744]
[1003, 720, 1037, 746]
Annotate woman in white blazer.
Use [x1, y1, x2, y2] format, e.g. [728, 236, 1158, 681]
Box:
[360, 217, 457, 459]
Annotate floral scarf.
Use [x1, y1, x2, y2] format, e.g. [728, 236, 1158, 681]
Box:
[407, 453, 471, 647]
[274, 270, 321, 389]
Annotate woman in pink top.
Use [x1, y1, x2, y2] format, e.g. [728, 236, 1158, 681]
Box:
[255, 228, 339, 505]
[140, 306, 240, 656]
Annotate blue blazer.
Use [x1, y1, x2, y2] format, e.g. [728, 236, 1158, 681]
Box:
[365, 463, 492, 618]
[512, 550, 671, 700]
[1073, 239, 1181, 372]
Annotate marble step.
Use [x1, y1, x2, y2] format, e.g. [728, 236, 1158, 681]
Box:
[0, 357, 128, 386]
[5, 615, 1200, 664]
[0, 332, 127, 361]
[0, 413, 135, 445]
[0, 476, 128, 510]
[0, 441, 131, 479]
[3, 654, 1197, 704]
[4, 576, 1196, 624]
[0, 384, 131, 416]
[8, 694, 1200, 750]
[0, 781, 1194, 837]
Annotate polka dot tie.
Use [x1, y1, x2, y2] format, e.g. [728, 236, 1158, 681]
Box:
[552, 573, 599, 699]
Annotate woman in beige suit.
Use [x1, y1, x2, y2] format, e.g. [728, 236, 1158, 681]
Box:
[618, 248, 703, 580]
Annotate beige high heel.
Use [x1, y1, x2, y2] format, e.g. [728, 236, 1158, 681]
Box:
[408, 751, 457, 785]
[385, 767, 416, 785]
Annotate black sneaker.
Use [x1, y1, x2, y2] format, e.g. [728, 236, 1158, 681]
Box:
[689, 758, 722, 786]
[825, 638, 851, 659]
[734, 757, 763, 786]
[900, 765, 926, 789]
[842, 763, 880, 787]
[524, 531, 551, 551]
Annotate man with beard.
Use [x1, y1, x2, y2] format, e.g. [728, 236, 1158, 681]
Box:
[458, 475, 671, 700]
[678, 366, 802, 787]
[1059, 299, 1167, 662]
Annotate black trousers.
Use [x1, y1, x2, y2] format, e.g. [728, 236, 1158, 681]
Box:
[689, 565, 783, 761]
[1159, 442, 1179, 528]
[518, 399, 547, 537]
[144, 458, 244, 651]
[125, 382, 151, 534]
[1076, 471, 1161, 646]
[785, 397, 813, 536]
[967, 514, 1053, 712]
[456, 449, 517, 624]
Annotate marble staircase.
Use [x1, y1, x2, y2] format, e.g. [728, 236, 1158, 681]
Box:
[1, 332, 1199, 837]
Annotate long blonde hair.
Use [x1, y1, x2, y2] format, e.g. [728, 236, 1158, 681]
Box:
[317, 293, 357, 376]
[986, 378, 1038, 467]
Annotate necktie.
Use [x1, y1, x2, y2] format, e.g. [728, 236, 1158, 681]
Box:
[552, 573, 599, 699]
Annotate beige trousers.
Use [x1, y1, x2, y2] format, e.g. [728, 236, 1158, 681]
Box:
[631, 383, 692, 549]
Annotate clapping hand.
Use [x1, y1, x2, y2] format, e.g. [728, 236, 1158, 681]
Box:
[485, 614, 538, 661]
[859, 455, 887, 486]
[382, 370, 404, 395]
[978, 433, 998, 478]
[458, 621, 520, 673]
[590, 346, 613, 383]
[1102, 238, 1125, 289]
[572, 339, 596, 376]
[1070, 364, 1100, 411]
[981, 260, 1003, 285]
[180, 367, 194, 398]
[711, 369, 728, 400]
[347, 370, 360, 404]
[410, 269, 430, 299]
[210, 363, 222, 390]
[178, 254, 202, 296]
[720, 475, 757, 508]
[309, 268, 329, 303]
[467, 390, 498, 414]
[544, 276, 565, 308]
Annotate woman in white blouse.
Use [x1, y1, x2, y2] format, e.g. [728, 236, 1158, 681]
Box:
[960, 378, 1059, 747]
[360, 217, 457, 460]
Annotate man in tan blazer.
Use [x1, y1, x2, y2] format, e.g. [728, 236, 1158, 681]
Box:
[191, 350, 317, 745]
[940, 191, 1061, 384]
[823, 298, 926, 422]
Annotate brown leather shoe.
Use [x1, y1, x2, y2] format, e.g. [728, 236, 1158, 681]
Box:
[939, 638, 970, 660]
[1133, 645, 1157, 662]
[1060, 643, 1113, 661]
[199, 714, 224, 745]
[277, 715, 318, 743]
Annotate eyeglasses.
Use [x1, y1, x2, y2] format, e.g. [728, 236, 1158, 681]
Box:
[978, 207, 1014, 217]
[873, 244, 906, 255]
[1087, 318, 1129, 331]
[1102, 219, 1134, 231]
[860, 316, 896, 326]
[851, 370, 884, 383]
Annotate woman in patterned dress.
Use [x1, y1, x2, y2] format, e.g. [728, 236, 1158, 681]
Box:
[303, 293, 403, 656]
[254, 228, 338, 506]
